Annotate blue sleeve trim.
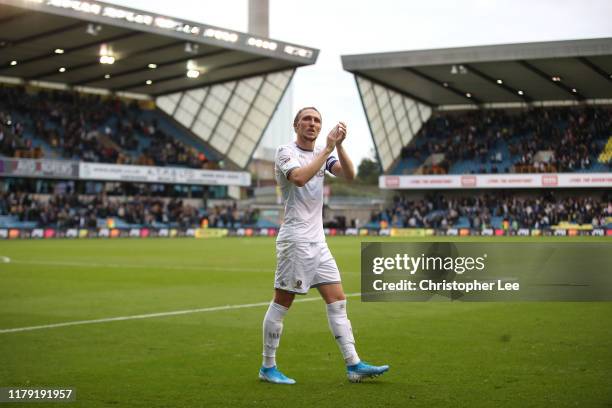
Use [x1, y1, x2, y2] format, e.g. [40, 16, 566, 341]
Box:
[285, 166, 299, 179]
[326, 158, 339, 173]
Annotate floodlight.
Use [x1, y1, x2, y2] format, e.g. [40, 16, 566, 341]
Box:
[99, 55, 115, 64]
[187, 69, 200, 79]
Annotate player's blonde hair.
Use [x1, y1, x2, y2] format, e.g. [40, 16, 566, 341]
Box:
[293, 106, 321, 128]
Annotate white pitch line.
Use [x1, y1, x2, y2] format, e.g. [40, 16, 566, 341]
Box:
[0, 293, 361, 334]
[9, 259, 270, 273]
[0, 256, 10, 263]
[6, 259, 359, 274]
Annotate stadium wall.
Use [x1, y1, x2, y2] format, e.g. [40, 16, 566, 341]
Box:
[1, 226, 609, 240]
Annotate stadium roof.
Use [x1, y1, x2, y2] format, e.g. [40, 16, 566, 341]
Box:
[342, 38, 612, 107]
[0, 0, 318, 97]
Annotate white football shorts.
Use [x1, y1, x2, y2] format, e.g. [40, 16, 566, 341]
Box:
[274, 241, 341, 294]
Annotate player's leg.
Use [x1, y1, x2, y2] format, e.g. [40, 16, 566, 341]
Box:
[273, 288, 295, 308]
[315, 244, 390, 382]
[263, 289, 295, 366]
[259, 288, 296, 384]
[317, 283, 389, 382]
[317, 283, 359, 365]
[313, 244, 358, 364]
[260, 240, 309, 385]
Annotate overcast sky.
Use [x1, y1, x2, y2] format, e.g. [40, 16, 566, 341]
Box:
[110, 0, 612, 165]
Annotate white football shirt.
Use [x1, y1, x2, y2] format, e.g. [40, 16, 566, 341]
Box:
[275, 142, 338, 242]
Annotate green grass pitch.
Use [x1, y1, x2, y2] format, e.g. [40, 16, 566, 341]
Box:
[0, 236, 611, 407]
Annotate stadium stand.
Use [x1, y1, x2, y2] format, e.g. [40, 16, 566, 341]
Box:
[368, 191, 611, 230]
[341, 39, 611, 237]
[342, 38, 612, 173]
[393, 106, 612, 175]
[0, 191, 263, 229]
[0, 85, 218, 168]
[1, 5, 610, 238]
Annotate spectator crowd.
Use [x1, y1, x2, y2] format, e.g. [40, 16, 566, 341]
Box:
[0, 86, 215, 169]
[1, 189, 609, 231]
[400, 106, 612, 174]
[371, 192, 611, 230]
[0, 192, 260, 229]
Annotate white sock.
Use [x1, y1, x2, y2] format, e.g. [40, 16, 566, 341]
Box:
[326, 299, 360, 366]
[262, 302, 288, 368]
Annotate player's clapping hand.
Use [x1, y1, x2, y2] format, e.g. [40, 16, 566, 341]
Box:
[336, 122, 347, 146]
[326, 124, 340, 152]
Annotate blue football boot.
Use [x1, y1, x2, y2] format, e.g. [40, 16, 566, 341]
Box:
[346, 361, 390, 382]
[258, 366, 296, 385]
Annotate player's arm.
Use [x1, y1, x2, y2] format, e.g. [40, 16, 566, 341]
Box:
[288, 126, 340, 187]
[330, 122, 356, 181]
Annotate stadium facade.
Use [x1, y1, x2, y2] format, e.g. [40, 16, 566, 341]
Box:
[340, 39, 611, 237]
[342, 38, 612, 174]
[0, 0, 317, 169]
[0, 2, 610, 239]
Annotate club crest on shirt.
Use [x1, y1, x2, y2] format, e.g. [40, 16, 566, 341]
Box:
[294, 280, 302, 289]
